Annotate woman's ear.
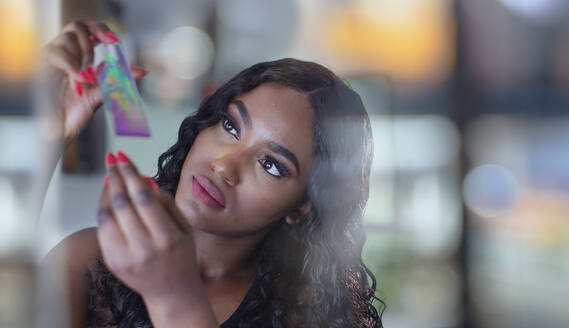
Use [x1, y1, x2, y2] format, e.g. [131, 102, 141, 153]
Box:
[285, 200, 312, 225]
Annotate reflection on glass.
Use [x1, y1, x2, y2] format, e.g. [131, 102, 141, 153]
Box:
[363, 114, 462, 327]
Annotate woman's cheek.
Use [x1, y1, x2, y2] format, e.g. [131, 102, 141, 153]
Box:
[250, 185, 298, 217]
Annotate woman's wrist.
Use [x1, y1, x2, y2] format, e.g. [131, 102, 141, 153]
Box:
[143, 281, 218, 328]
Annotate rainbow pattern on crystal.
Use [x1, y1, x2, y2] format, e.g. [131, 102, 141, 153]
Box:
[97, 43, 150, 137]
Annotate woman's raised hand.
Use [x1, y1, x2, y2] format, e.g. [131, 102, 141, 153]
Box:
[97, 152, 205, 309]
[97, 152, 218, 326]
[42, 21, 149, 146]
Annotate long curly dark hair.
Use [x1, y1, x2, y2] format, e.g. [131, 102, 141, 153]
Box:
[87, 58, 384, 327]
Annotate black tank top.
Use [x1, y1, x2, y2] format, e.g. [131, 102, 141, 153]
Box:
[87, 258, 272, 327]
[219, 274, 263, 327]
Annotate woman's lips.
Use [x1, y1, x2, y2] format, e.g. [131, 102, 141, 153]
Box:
[192, 175, 225, 208]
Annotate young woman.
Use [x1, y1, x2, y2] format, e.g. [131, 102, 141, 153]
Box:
[42, 21, 384, 328]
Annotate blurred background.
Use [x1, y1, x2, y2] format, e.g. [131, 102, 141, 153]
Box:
[1, 0, 569, 327]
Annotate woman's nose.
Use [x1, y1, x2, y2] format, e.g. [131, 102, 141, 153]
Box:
[210, 148, 240, 187]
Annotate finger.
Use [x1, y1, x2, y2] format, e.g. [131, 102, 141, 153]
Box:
[83, 21, 119, 44]
[130, 65, 151, 81]
[97, 218, 128, 274]
[79, 62, 104, 110]
[144, 177, 160, 191]
[98, 174, 115, 229]
[97, 180, 128, 266]
[61, 21, 95, 69]
[83, 82, 103, 110]
[56, 32, 97, 87]
[104, 175, 156, 190]
[45, 43, 85, 84]
[155, 190, 192, 233]
[115, 152, 180, 244]
[56, 31, 82, 65]
[98, 176, 111, 221]
[45, 43, 87, 96]
[130, 65, 150, 90]
[105, 152, 150, 246]
[89, 35, 101, 46]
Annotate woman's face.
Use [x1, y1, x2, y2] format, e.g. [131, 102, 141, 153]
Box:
[175, 82, 315, 237]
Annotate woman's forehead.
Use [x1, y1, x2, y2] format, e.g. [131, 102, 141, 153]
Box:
[231, 83, 315, 166]
[232, 82, 312, 120]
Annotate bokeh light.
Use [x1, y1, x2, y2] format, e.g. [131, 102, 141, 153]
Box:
[463, 164, 519, 218]
[498, 0, 567, 23]
[325, 0, 455, 83]
[157, 26, 214, 80]
[0, 0, 36, 81]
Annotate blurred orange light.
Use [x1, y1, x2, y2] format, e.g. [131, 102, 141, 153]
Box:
[502, 191, 569, 248]
[0, 0, 37, 82]
[326, 0, 455, 83]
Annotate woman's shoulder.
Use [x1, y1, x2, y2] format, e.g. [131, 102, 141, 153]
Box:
[43, 227, 101, 271]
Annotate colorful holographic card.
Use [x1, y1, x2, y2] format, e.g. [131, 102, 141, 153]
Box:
[95, 42, 150, 137]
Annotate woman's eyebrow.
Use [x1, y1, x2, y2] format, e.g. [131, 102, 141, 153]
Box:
[230, 100, 252, 128]
[268, 141, 300, 174]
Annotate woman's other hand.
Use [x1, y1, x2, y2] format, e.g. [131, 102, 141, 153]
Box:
[42, 21, 149, 146]
[96, 151, 211, 320]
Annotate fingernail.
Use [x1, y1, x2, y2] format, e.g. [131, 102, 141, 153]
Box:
[90, 35, 100, 45]
[105, 152, 117, 167]
[105, 32, 119, 43]
[75, 81, 83, 96]
[79, 71, 89, 82]
[116, 151, 130, 165]
[80, 70, 95, 84]
[87, 66, 97, 83]
[145, 177, 159, 190]
[103, 175, 109, 188]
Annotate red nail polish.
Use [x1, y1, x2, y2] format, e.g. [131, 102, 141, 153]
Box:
[87, 66, 97, 83]
[75, 82, 83, 96]
[105, 32, 119, 43]
[90, 35, 100, 44]
[79, 71, 89, 82]
[103, 176, 110, 187]
[105, 152, 117, 167]
[117, 151, 130, 165]
[145, 177, 159, 190]
[80, 70, 94, 84]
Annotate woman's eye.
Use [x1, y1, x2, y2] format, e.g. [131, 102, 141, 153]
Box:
[259, 157, 289, 178]
[222, 119, 239, 139]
